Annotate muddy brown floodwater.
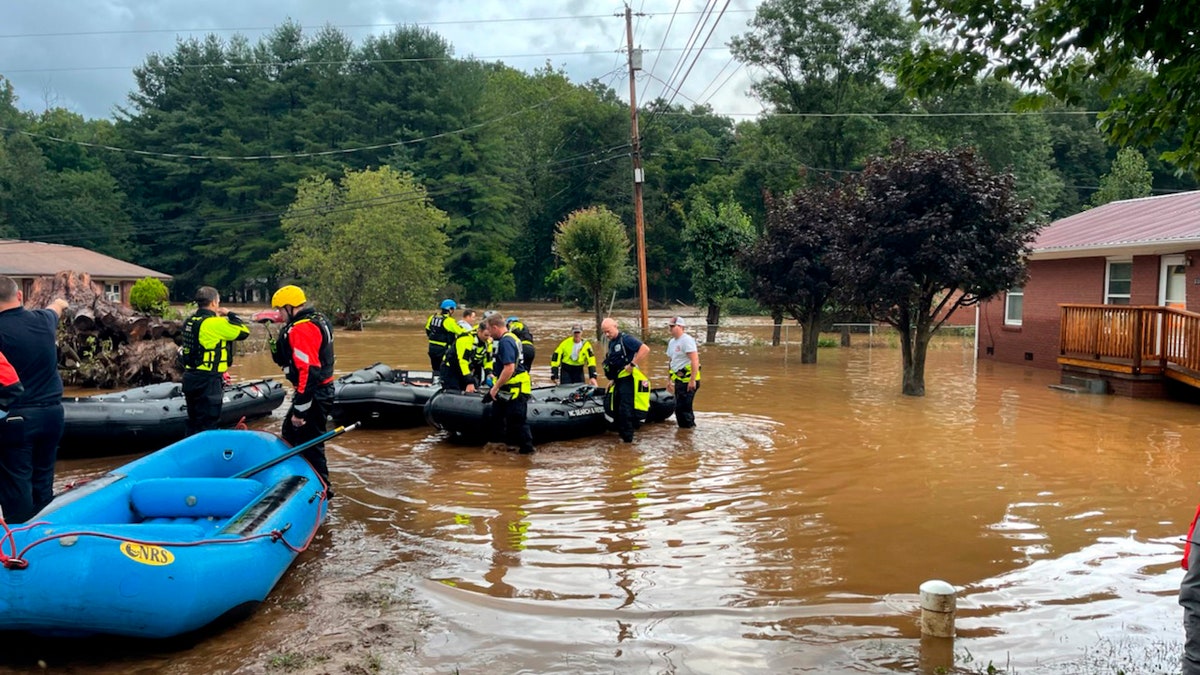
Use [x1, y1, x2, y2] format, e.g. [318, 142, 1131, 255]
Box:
[0, 305, 1191, 674]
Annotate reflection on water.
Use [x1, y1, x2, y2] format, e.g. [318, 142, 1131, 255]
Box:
[32, 309, 1194, 673]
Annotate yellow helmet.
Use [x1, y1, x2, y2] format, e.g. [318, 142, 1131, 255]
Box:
[271, 285, 306, 308]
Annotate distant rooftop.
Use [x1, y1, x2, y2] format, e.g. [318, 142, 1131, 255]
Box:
[0, 239, 170, 280]
[1033, 190, 1200, 258]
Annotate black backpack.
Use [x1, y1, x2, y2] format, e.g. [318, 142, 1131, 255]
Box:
[177, 314, 206, 370]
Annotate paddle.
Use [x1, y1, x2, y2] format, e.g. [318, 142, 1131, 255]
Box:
[233, 422, 360, 479]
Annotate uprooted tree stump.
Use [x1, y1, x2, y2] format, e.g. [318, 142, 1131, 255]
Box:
[28, 271, 183, 388]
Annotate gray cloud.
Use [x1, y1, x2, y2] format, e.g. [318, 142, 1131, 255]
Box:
[0, 0, 765, 121]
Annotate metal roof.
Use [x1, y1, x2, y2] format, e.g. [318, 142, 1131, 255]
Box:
[1033, 190, 1200, 258]
[0, 240, 171, 280]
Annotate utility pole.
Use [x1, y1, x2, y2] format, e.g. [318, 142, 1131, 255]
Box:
[625, 5, 650, 338]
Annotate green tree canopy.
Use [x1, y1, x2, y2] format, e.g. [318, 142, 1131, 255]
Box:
[901, 78, 1065, 219]
[1090, 146, 1153, 208]
[902, 0, 1200, 173]
[552, 206, 633, 338]
[681, 197, 755, 343]
[273, 166, 449, 328]
[833, 142, 1036, 396]
[730, 0, 917, 172]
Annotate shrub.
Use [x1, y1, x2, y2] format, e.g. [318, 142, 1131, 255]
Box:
[723, 297, 768, 316]
[129, 277, 171, 316]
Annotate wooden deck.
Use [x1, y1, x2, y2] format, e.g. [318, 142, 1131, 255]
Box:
[1059, 304, 1200, 390]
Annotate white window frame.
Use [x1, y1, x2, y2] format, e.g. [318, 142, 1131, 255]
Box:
[104, 282, 121, 303]
[1004, 286, 1024, 326]
[1105, 259, 1133, 305]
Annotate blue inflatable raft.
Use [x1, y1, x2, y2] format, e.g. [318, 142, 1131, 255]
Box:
[0, 428, 337, 638]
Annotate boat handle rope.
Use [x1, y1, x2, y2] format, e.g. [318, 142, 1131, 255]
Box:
[0, 494, 325, 570]
[0, 422, 356, 569]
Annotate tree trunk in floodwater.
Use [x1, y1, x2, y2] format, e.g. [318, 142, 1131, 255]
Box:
[899, 314, 933, 397]
[592, 292, 604, 342]
[800, 313, 821, 364]
[705, 302, 719, 344]
[771, 309, 783, 346]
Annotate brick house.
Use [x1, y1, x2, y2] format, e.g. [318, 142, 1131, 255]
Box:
[0, 239, 171, 306]
[977, 190, 1200, 396]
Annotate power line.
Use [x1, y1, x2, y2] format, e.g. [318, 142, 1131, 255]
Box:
[655, 150, 1196, 195]
[641, 71, 702, 108]
[638, 0, 682, 104]
[660, 0, 732, 112]
[0, 49, 737, 74]
[656, 0, 717, 111]
[693, 54, 737, 104]
[659, 109, 1108, 118]
[4, 183, 472, 247]
[0, 10, 757, 40]
[703, 61, 744, 106]
[3, 141, 633, 248]
[0, 71, 623, 162]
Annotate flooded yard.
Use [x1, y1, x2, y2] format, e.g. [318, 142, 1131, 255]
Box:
[6, 307, 1191, 674]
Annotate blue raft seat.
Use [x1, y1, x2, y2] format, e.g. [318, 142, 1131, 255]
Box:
[130, 478, 265, 521]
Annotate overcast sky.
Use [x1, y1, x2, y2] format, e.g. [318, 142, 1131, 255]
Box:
[0, 0, 768, 122]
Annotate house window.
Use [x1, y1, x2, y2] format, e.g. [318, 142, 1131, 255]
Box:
[1106, 261, 1132, 305]
[1004, 287, 1023, 326]
[104, 283, 121, 303]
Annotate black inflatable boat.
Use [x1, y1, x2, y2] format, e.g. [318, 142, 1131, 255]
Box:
[424, 384, 676, 443]
[60, 378, 286, 455]
[330, 363, 441, 427]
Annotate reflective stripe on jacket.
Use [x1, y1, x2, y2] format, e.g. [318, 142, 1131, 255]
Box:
[550, 337, 595, 380]
[425, 312, 461, 347]
[492, 332, 531, 395]
[180, 309, 250, 373]
[275, 308, 335, 409]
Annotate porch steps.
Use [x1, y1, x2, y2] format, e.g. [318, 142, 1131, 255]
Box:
[1051, 375, 1109, 395]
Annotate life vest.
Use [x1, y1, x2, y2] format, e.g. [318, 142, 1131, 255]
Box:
[509, 320, 534, 346]
[274, 308, 335, 386]
[178, 310, 225, 371]
[603, 333, 641, 380]
[670, 363, 702, 384]
[470, 335, 490, 374]
[491, 332, 531, 396]
[604, 366, 651, 420]
[442, 330, 478, 379]
[551, 337, 594, 367]
[425, 312, 455, 347]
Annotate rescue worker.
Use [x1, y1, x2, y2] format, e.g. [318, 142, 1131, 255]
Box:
[0, 276, 68, 523]
[440, 313, 478, 393]
[665, 316, 701, 428]
[600, 317, 650, 443]
[270, 285, 336, 493]
[471, 322, 493, 389]
[506, 316, 536, 373]
[485, 313, 533, 454]
[426, 299, 463, 370]
[550, 324, 597, 386]
[178, 286, 250, 436]
[477, 312, 498, 387]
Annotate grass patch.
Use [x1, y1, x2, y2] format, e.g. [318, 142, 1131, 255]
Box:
[266, 651, 329, 672]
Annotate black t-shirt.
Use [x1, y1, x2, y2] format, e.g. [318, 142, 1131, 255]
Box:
[0, 307, 62, 406]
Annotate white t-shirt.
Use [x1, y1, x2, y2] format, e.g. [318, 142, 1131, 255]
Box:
[667, 332, 698, 373]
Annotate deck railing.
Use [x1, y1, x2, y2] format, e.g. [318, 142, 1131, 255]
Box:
[1059, 304, 1200, 374]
